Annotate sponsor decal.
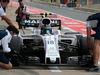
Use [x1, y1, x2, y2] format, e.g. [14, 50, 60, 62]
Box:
[25, 20, 40, 24]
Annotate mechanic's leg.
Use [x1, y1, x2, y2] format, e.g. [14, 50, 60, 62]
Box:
[93, 39, 100, 66]
[87, 40, 99, 71]
[18, 22, 22, 29]
[0, 61, 12, 69]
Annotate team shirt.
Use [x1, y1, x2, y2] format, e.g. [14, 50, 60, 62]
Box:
[0, 30, 12, 53]
[0, 3, 6, 16]
[18, 6, 29, 19]
[86, 13, 100, 32]
[86, 20, 98, 28]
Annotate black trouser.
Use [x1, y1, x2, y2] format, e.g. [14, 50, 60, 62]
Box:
[18, 21, 22, 29]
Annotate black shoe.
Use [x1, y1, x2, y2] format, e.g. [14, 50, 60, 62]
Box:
[86, 65, 99, 72]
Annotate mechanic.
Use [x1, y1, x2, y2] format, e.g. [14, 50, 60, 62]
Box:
[15, 1, 29, 29]
[0, 0, 14, 26]
[86, 13, 100, 72]
[0, 25, 19, 69]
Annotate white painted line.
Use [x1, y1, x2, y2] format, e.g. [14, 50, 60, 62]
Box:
[48, 66, 62, 72]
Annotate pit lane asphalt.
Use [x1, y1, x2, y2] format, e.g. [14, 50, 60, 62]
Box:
[0, 2, 100, 75]
[12, 0, 94, 22]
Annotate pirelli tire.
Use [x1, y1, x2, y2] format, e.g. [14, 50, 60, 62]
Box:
[80, 36, 94, 55]
[9, 35, 23, 53]
[9, 35, 23, 66]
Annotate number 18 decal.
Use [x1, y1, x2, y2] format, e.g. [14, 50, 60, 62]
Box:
[48, 40, 54, 44]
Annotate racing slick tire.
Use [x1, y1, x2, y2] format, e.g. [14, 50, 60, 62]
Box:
[9, 35, 23, 66]
[9, 35, 23, 53]
[80, 36, 94, 55]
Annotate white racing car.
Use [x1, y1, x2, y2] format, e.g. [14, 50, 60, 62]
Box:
[7, 13, 94, 66]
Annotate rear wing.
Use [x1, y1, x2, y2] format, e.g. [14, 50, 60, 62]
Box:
[21, 19, 61, 30]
